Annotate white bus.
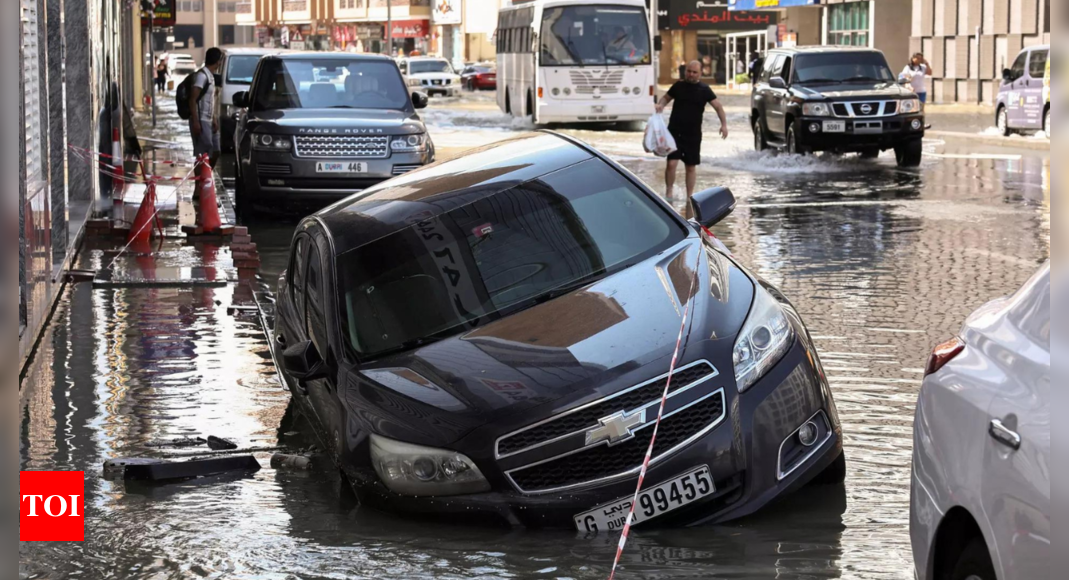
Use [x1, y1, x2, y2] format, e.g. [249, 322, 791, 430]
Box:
[495, 0, 655, 126]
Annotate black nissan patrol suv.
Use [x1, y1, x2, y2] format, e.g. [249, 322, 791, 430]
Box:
[751, 47, 925, 167]
[233, 53, 435, 215]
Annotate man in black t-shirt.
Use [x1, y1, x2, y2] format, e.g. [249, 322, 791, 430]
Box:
[655, 60, 729, 208]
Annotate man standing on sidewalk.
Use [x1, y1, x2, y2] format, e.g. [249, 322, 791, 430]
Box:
[189, 48, 225, 197]
[655, 60, 729, 210]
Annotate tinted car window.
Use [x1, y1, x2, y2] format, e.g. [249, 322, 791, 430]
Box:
[794, 52, 894, 84]
[1029, 50, 1049, 79]
[410, 60, 454, 74]
[252, 59, 409, 110]
[226, 55, 262, 85]
[1009, 51, 1028, 82]
[306, 245, 328, 354]
[337, 159, 686, 358]
[761, 55, 781, 83]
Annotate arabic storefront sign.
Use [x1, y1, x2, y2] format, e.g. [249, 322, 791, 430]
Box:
[389, 19, 430, 39]
[728, 0, 819, 10]
[432, 0, 462, 25]
[668, 1, 779, 30]
[141, 0, 176, 28]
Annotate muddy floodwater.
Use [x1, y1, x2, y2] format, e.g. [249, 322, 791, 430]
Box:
[21, 93, 1050, 580]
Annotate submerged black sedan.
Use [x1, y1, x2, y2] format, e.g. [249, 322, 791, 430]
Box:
[272, 132, 844, 529]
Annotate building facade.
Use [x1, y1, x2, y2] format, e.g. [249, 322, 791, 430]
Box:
[19, 0, 135, 371]
[910, 0, 1051, 104]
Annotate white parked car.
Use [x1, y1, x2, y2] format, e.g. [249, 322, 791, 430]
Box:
[399, 57, 461, 97]
[911, 262, 1050, 580]
[170, 53, 197, 75]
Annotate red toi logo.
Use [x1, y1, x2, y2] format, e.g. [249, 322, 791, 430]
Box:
[20, 471, 85, 542]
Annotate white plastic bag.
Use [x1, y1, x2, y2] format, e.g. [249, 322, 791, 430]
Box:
[643, 114, 677, 157]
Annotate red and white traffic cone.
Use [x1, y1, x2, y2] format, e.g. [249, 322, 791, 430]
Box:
[195, 154, 223, 234]
[127, 179, 161, 244]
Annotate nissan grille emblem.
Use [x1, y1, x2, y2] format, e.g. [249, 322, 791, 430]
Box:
[860, 104, 873, 114]
[585, 410, 647, 447]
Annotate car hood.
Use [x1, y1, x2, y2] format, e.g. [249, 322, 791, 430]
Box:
[792, 82, 915, 100]
[348, 239, 756, 447]
[245, 108, 425, 136]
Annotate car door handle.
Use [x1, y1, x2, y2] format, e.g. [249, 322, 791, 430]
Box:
[989, 419, 1021, 450]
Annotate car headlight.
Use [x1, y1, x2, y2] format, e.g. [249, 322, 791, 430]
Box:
[733, 283, 795, 393]
[802, 102, 833, 117]
[391, 133, 428, 153]
[899, 98, 922, 114]
[251, 133, 292, 152]
[408, 78, 422, 88]
[370, 434, 490, 496]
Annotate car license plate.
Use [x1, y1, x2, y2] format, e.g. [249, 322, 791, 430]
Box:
[592, 105, 606, 114]
[316, 162, 368, 174]
[574, 466, 715, 532]
[823, 120, 846, 133]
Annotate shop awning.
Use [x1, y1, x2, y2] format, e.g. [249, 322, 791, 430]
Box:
[728, 0, 820, 10]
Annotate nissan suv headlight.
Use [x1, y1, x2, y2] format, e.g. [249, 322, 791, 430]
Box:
[252, 133, 293, 152]
[733, 284, 795, 393]
[407, 78, 423, 88]
[391, 133, 428, 153]
[802, 102, 833, 117]
[370, 434, 490, 497]
[899, 98, 922, 114]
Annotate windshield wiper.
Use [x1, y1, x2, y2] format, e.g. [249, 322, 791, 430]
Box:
[534, 272, 607, 305]
[844, 76, 882, 83]
[797, 78, 839, 85]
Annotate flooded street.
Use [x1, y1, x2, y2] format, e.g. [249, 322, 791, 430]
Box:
[21, 92, 1049, 580]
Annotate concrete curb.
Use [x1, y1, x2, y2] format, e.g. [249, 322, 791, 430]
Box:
[926, 130, 1050, 151]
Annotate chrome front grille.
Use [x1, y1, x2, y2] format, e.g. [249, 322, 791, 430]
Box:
[497, 361, 726, 495]
[569, 70, 625, 95]
[294, 135, 389, 159]
[256, 163, 291, 176]
[831, 100, 902, 118]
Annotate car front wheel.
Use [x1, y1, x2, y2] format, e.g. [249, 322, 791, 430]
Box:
[950, 538, 997, 580]
[894, 140, 923, 167]
[786, 124, 808, 156]
[997, 107, 1012, 136]
[753, 117, 768, 151]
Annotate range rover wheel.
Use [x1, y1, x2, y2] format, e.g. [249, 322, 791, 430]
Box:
[997, 107, 1012, 137]
[950, 538, 997, 580]
[894, 139, 924, 168]
[786, 125, 808, 156]
[753, 117, 768, 151]
[859, 148, 880, 160]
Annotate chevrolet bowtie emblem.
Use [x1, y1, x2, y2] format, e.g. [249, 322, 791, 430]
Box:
[586, 409, 647, 447]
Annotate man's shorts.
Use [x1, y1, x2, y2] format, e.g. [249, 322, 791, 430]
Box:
[192, 124, 221, 156]
[668, 131, 702, 167]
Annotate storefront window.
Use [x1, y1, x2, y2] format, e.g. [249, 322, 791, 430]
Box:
[696, 35, 725, 84]
[827, 1, 870, 47]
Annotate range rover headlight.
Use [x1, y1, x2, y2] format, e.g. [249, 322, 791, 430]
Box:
[899, 98, 922, 114]
[391, 133, 428, 153]
[370, 434, 490, 496]
[252, 133, 292, 151]
[802, 102, 833, 117]
[733, 284, 795, 393]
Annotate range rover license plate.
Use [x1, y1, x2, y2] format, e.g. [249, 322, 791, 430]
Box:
[823, 120, 846, 133]
[316, 162, 368, 174]
[574, 466, 715, 532]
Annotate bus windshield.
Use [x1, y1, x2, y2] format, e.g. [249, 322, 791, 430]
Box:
[540, 5, 651, 67]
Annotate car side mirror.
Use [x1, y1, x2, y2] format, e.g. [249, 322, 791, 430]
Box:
[691, 187, 737, 229]
[770, 77, 787, 90]
[233, 92, 248, 108]
[282, 340, 328, 382]
[412, 91, 429, 109]
[1002, 68, 1012, 83]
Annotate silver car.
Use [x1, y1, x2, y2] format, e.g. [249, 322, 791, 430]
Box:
[911, 262, 1050, 580]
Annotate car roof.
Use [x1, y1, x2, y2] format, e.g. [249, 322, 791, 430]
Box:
[314, 132, 595, 254]
[271, 52, 395, 62]
[768, 46, 884, 56]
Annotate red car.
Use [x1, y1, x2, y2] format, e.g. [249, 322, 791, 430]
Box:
[461, 65, 497, 91]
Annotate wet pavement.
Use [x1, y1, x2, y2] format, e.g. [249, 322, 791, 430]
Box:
[21, 91, 1050, 580]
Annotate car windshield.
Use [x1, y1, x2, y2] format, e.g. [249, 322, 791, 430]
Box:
[337, 159, 686, 359]
[250, 59, 409, 110]
[410, 60, 453, 74]
[225, 55, 261, 85]
[540, 5, 651, 66]
[793, 52, 895, 84]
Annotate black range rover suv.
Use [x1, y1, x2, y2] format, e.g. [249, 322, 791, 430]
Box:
[751, 47, 925, 167]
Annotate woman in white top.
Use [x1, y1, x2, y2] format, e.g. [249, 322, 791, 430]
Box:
[900, 53, 931, 104]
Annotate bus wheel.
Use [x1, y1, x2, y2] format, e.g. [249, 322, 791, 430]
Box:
[527, 91, 536, 123]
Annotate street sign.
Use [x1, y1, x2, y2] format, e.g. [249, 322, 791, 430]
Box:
[141, 0, 176, 28]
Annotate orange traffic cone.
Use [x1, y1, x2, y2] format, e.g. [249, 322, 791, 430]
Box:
[128, 179, 162, 244]
[196, 154, 223, 234]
